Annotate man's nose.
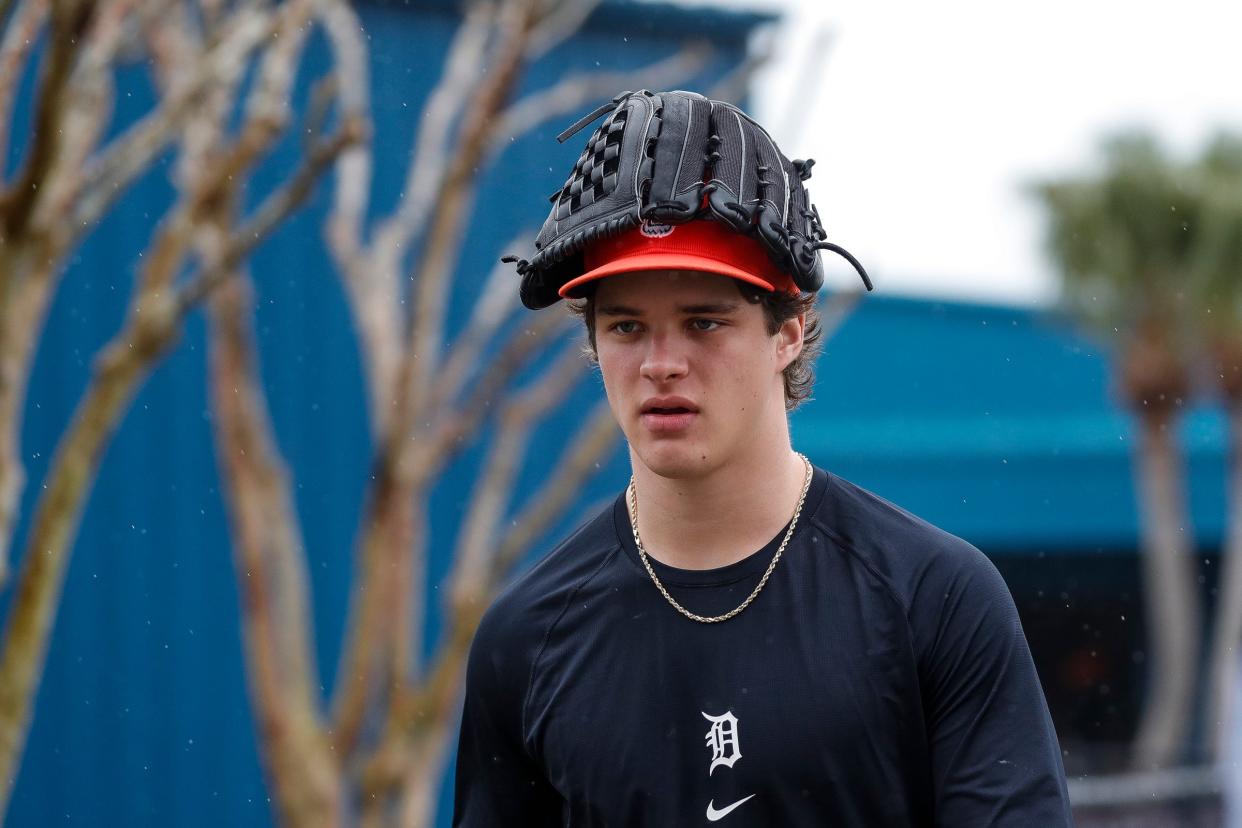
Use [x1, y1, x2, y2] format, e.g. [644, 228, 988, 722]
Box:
[640, 332, 688, 384]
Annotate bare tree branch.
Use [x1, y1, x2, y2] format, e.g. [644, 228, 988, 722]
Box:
[186, 24, 338, 765]
[318, 0, 369, 126]
[397, 322, 581, 715]
[193, 0, 317, 203]
[375, 396, 621, 825]
[367, 0, 495, 296]
[332, 309, 569, 763]
[330, 0, 549, 765]
[0, 248, 60, 590]
[329, 449, 424, 761]
[394, 723, 457, 828]
[449, 343, 587, 603]
[205, 266, 340, 828]
[133, 0, 196, 93]
[338, 0, 497, 446]
[243, 0, 314, 124]
[494, 399, 618, 574]
[0, 0, 93, 236]
[412, 308, 574, 481]
[320, 0, 371, 260]
[31, 0, 136, 235]
[178, 118, 368, 312]
[330, 312, 568, 764]
[399, 0, 550, 430]
[320, 0, 372, 294]
[70, 5, 274, 236]
[523, 0, 601, 61]
[0, 0, 48, 184]
[319, 0, 387, 435]
[0, 3, 94, 586]
[490, 42, 711, 152]
[424, 232, 531, 414]
[367, 593, 482, 828]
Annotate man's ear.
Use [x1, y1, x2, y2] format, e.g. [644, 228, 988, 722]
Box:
[775, 312, 806, 372]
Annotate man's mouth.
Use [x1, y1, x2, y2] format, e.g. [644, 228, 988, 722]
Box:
[639, 399, 699, 433]
[640, 396, 700, 415]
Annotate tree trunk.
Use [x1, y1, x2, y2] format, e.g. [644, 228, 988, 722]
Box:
[0, 240, 60, 589]
[397, 727, 455, 828]
[1130, 404, 1203, 769]
[1206, 399, 1242, 759]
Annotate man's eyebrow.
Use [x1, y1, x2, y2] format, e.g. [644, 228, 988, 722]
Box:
[677, 302, 740, 315]
[596, 304, 644, 317]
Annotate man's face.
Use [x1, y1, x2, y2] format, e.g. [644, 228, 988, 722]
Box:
[593, 269, 803, 479]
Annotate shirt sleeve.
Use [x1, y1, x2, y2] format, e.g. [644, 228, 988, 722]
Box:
[451, 599, 564, 827]
[911, 540, 1075, 826]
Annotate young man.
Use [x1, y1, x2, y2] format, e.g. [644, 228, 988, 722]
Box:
[453, 90, 1073, 826]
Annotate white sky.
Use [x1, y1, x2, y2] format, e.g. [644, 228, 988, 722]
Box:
[683, 0, 1242, 307]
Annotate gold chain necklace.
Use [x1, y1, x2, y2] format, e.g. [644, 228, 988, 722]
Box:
[626, 453, 813, 623]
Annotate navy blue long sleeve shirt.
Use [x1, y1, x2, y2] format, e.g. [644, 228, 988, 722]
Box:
[453, 465, 1073, 826]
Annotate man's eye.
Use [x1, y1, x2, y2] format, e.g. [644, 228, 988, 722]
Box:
[611, 320, 640, 334]
[690, 319, 721, 332]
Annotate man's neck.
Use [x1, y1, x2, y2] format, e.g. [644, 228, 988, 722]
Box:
[628, 443, 810, 571]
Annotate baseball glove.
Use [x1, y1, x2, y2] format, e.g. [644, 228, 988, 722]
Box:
[504, 89, 873, 309]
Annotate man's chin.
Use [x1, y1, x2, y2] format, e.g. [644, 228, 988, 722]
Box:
[631, 442, 713, 480]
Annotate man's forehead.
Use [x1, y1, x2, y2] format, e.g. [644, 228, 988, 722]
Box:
[593, 269, 747, 309]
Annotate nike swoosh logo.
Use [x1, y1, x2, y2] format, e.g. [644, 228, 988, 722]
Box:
[706, 794, 756, 821]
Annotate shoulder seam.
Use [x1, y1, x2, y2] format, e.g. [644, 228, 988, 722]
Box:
[520, 542, 624, 755]
[807, 514, 913, 618]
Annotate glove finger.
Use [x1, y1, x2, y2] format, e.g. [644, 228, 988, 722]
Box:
[751, 121, 793, 272]
[785, 166, 825, 291]
[644, 91, 711, 223]
[705, 101, 753, 231]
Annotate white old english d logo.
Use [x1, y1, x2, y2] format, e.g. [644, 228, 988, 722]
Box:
[702, 710, 742, 775]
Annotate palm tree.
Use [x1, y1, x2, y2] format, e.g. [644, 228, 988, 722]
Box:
[1190, 133, 1242, 759]
[1031, 131, 1204, 770]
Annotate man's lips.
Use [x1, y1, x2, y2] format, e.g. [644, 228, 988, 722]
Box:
[639, 410, 697, 433]
[639, 398, 699, 434]
[640, 396, 699, 415]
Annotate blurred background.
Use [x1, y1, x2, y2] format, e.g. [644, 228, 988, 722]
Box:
[0, 0, 1240, 825]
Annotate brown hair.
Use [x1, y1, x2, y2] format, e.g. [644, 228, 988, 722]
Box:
[565, 280, 824, 411]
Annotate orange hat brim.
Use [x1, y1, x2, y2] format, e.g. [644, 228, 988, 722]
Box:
[559, 252, 794, 298]
[560, 219, 799, 298]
